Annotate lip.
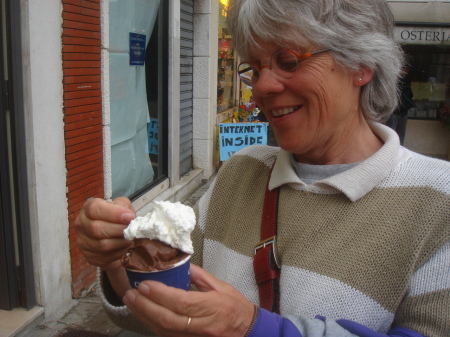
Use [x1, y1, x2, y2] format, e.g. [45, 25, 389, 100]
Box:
[270, 105, 302, 118]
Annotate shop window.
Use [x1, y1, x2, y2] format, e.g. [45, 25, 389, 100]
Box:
[108, 0, 168, 199]
[217, 0, 237, 113]
[402, 45, 449, 122]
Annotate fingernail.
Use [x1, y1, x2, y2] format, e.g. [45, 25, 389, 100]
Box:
[124, 290, 136, 304]
[138, 282, 150, 295]
[121, 213, 135, 225]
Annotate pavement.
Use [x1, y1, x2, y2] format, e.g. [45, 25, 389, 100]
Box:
[16, 177, 213, 337]
[18, 288, 136, 337]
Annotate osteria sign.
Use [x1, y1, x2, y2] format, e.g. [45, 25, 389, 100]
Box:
[394, 26, 450, 45]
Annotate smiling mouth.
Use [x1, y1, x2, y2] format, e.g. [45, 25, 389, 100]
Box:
[271, 105, 302, 117]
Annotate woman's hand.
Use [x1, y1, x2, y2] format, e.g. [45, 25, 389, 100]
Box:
[123, 264, 256, 337]
[74, 197, 135, 272]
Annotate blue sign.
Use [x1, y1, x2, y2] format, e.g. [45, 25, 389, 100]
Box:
[129, 32, 146, 66]
[147, 119, 158, 154]
[219, 123, 268, 161]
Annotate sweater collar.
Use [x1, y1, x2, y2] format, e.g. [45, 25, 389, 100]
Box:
[269, 122, 409, 202]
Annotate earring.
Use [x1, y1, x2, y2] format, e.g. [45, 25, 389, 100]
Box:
[359, 78, 363, 81]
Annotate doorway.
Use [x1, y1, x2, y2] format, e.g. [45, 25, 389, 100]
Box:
[0, 0, 35, 310]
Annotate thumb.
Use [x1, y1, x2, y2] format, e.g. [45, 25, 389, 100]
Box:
[111, 197, 136, 225]
[190, 264, 250, 306]
[190, 264, 228, 293]
[112, 197, 135, 212]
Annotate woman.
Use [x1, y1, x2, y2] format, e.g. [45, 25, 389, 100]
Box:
[75, 0, 450, 336]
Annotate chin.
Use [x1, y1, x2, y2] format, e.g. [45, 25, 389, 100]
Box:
[275, 138, 301, 152]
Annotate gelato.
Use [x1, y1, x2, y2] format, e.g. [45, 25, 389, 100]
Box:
[122, 201, 195, 273]
[121, 238, 189, 271]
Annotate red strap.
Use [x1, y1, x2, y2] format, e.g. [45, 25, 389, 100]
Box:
[253, 163, 280, 313]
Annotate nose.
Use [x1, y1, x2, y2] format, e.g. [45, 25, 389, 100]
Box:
[252, 67, 284, 96]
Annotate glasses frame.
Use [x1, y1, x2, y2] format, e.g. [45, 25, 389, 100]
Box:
[238, 48, 330, 86]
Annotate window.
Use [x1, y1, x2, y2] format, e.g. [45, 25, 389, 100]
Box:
[401, 45, 449, 121]
[217, 0, 237, 113]
[108, 0, 168, 199]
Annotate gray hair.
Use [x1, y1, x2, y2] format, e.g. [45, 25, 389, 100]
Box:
[227, 0, 404, 122]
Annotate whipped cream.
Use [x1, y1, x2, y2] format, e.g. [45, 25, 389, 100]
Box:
[124, 201, 196, 254]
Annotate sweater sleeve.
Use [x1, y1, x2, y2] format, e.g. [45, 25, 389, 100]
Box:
[248, 239, 450, 337]
[249, 239, 450, 337]
[97, 269, 157, 336]
[248, 310, 425, 337]
[392, 240, 450, 336]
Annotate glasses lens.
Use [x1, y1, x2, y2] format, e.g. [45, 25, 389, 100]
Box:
[272, 50, 299, 76]
[238, 63, 254, 86]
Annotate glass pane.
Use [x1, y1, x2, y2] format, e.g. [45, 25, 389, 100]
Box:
[402, 45, 450, 121]
[108, 0, 167, 199]
[217, 1, 236, 113]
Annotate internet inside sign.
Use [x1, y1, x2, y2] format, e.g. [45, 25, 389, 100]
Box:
[219, 123, 267, 161]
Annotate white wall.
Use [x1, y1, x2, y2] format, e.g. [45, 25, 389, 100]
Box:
[388, 0, 450, 23]
[193, 0, 219, 179]
[21, 0, 74, 319]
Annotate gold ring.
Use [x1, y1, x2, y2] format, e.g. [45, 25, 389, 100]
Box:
[183, 316, 192, 334]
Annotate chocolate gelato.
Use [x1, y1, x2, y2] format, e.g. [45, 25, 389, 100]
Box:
[121, 238, 189, 272]
[121, 201, 195, 289]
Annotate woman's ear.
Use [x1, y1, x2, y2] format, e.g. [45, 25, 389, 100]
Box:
[353, 67, 374, 86]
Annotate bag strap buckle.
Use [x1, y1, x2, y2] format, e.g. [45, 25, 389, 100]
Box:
[254, 236, 280, 269]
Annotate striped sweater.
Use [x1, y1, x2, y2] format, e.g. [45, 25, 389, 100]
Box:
[100, 123, 449, 336]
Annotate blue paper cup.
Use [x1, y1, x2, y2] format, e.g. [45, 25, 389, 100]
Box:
[125, 255, 191, 290]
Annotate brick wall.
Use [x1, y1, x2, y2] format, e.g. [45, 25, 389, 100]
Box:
[62, 0, 104, 298]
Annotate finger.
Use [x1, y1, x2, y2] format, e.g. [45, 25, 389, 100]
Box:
[137, 268, 246, 317]
[189, 264, 221, 292]
[190, 264, 239, 295]
[103, 260, 124, 272]
[77, 235, 131, 268]
[82, 198, 135, 225]
[79, 235, 131, 256]
[124, 289, 192, 337]
[138, 281, 219, 318]
[81, 220, 129, 240]
[130, 282, 253, 337]
[81, 249, 125, 271]
[112, 197, 135, 213]
[75, 199, 134, 239]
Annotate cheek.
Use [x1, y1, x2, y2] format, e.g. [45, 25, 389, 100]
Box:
[292, 68, 331, 101]
[299, 82, 331, 115]
[300, 71, 345, 115]
[252, 94, 264, 109]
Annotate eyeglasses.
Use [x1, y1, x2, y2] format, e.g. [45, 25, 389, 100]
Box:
[238, 48, 330, 86]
